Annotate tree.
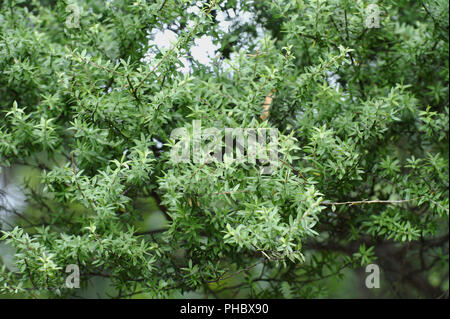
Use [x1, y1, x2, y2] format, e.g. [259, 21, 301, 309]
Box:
[0, 0, 448, 298]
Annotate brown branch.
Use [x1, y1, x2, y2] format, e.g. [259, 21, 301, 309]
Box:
[279, 158, 307, 180]
[321, 198, 418, 206]
[205, 260, 263, 284]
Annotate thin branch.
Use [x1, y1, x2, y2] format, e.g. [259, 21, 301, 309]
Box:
[205, 260, 263, 284]
[321, 198, 417, 206]
[279, 158, 307, 180]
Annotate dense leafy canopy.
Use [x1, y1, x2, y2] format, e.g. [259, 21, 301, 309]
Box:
[0, 0, 448, 298]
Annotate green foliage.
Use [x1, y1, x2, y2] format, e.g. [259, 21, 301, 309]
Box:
[0, 0, 448, 298]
